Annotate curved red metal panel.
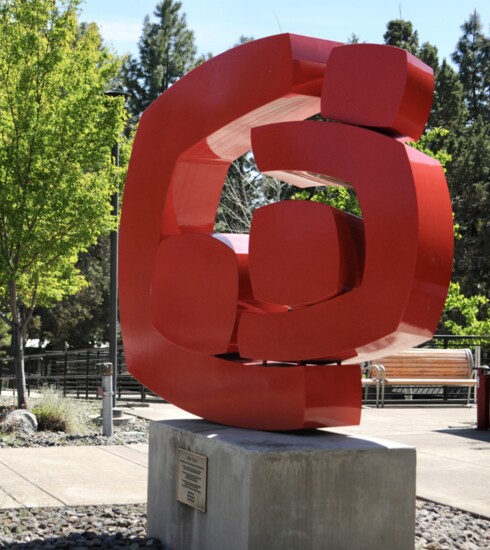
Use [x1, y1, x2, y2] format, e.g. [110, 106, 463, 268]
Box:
[119, 35, 453, 430]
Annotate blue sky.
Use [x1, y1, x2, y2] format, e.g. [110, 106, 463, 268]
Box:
[79, 0, 490, 64]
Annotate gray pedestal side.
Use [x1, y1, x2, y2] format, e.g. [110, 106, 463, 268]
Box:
[148, 419, 415, 550]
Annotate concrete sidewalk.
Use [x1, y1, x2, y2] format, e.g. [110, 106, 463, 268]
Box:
[0, 443, 149, 509]
[328, 405, 490, 517]
[0, 403, 489, 517]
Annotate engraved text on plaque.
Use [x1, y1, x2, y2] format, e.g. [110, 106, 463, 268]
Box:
[176, 448, 208, 512]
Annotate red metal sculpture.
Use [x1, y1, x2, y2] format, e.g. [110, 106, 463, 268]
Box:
[119, 35, 454, 430]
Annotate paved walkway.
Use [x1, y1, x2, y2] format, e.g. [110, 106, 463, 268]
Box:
[0, 403, 489, 517]
[328, 405, 490, 517]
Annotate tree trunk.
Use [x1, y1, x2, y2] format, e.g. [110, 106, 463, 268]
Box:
[13, 322, 27, 408]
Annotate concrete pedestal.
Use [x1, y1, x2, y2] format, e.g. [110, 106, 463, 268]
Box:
[148, 419, 415, 550]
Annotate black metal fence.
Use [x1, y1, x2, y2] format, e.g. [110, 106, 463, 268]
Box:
[1, 335, 489, 404]
[0, 347, 154, 401]
[427, 334, 490, 355]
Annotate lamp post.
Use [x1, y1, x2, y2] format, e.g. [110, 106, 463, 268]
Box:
[104, 89, 129, 407]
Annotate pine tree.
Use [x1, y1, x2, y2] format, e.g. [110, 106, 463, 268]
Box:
[429, 60, 467, 132]
[449, 118, 490, 297]
[452, 11, 490, 123]
[446, 12, 490, 300]
[383, 20, 444, 133]
[419, 42, 439, 72]
[383, 20, 419, 54]
[122, 0, 199, 120]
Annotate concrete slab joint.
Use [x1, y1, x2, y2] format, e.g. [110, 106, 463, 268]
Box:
[147, 419, 416, 550]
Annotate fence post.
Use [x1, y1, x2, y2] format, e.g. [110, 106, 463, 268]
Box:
[85, 349, 90, 399]
[98, 362, 113, 437]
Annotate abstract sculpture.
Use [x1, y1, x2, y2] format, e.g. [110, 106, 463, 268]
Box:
[119, 34, 454, 430]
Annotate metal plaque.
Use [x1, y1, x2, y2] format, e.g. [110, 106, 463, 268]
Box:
[176, 448, 208, 512]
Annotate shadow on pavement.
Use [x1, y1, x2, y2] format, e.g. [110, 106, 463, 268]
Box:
[436, 427, 490, 444]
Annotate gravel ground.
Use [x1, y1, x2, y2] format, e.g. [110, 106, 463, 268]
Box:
[0, 396, 489, 549]
[0, 504, 161, 549]
[0, 397, 149, 448]
[415, 500, 490, 549]
[0, 420, 149, 449]
[0, 500, 487, 549]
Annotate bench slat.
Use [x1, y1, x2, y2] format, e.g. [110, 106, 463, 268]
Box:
[384, 378, 476, 386]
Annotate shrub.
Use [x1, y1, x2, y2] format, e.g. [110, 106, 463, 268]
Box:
[31, 387, 90, 434]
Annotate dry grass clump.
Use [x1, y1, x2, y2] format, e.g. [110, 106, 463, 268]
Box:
[31, 386, 90, 434]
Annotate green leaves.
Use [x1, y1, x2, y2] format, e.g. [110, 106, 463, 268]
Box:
[292, 187, 361, 217]
[443, 283, 490, 343]
[0, 0, 126, 325]
[407, 128, 452, 171]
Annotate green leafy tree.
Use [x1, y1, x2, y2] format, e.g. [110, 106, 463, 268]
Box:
[0, 320, 10, 357]
[291, 187, 361, 217]
[442, 282, 490, 346]
[408, 128, 452, 167]
[0, 0, 126, 407]
[31, 237, 111, 350]
[121, 0, 202, 120]
[29, 131, 132, 351]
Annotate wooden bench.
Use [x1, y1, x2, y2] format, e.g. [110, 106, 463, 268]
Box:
[371, 348, 477, 407]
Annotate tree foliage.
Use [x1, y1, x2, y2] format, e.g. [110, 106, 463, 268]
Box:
[31, 237, 111, 350]
[292, 187, 361, 217]
[0, 0, 126, 405]
[448, 117, 490, 296]
[383, 19, 419, 54]
[24, 7, 490, 355]
[28, 131, 132, 351]
[430, 60, 467, 131]
[442, 282, 490, 344]
[121, 0, 203, 120]
[452, 11, 490, 123]
[381, 14, 490, 341]
[25, 0, 204, 353]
